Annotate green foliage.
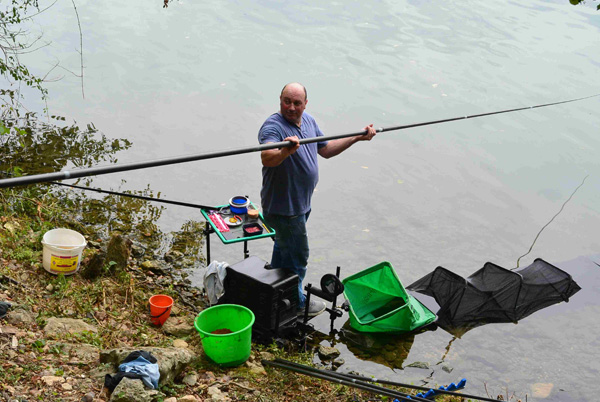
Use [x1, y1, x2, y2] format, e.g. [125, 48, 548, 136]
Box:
[67, 330, 103, 347]
[0, 109, 133, 243]
[569, 0, 600, 10]
[31, 339, 45, 353]
[158, 382, 186, 397]
[0, 1, 47, 99]
[0, 113, 132, 179]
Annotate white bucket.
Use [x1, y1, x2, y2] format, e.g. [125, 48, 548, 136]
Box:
[41, 228, 87, 275]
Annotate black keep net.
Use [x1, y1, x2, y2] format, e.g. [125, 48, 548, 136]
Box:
[407, 258, 581, 333]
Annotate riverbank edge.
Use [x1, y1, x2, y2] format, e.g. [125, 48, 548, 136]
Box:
[0, 195, 468, 402]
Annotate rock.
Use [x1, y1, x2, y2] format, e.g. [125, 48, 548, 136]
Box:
[245, 361, 267, 376]
[406, 361, 430, 370]
[163, 317, 194, 338]
[163, 398, 177, 402]
[207, 386, 229, 402]
[317, 345, 340, 360]
[100, 347, 197, 385]
[178, 395, 199, 401]
[182, 372, 198, 386]
[88, 240, 103, 249]
[441, 364, 453, 373]
[131, 242, 146, 258]
[82, 392, 95, 402]
[44, 318, 98, 338]
[80, 250, 106, 280]
[106, 234, 132, 272]
[164, 250, 184, 263]
[41, 376, 65, 386]
[532, 383, 554, 398]
[6, 307, 36, 326]
[3, 222, 19, 233]
[47, 341, 99, 362]
[109, 378, 152, 402]
[141, 260, 161, 272]
[61, 382, 73, 390]
[259, 351, 274, 361]
[332, 358, 345, 369]
[87, 363, 115, 381]
[173, 339, 188, 348]
[0, 325, 19, 334]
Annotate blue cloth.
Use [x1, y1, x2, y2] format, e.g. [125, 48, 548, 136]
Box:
[264, 211, 311, 308]
[258, 112, 327, 216]
[118, 356, 160, 389]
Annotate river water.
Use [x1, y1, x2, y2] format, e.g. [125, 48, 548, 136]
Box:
[19, 0, 600, 400]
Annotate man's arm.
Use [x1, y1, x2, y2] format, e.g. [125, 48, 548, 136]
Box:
[260, 136, 301, 167]
[318, 124, 377, 159]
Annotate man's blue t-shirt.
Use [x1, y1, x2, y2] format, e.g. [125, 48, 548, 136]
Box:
[258, 112, 328, 216]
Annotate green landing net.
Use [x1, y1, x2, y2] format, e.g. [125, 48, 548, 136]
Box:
[342, 261, 436, 333]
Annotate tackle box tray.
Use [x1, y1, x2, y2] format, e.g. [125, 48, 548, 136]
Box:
[200, 203, 275, 244]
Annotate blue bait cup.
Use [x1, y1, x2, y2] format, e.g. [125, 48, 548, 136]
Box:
[229, 196, 249, 214]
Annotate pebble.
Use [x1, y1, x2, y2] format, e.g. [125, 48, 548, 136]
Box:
[532, 383, 553, 398]
[41, 376, 65, 386]
[182, 372, 198, 386]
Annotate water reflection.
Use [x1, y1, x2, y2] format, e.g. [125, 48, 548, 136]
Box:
[338, 320, 419, 370]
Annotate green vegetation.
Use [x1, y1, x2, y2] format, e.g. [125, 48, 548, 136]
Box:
[569, 0, 600, 10]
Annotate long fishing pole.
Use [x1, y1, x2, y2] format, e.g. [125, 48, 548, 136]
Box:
[1, 93, 598, 189]
[309, 366, 499, 402]
[49, 181, 218, 210]
[262, 359, 429, 402]
[272, 358, 487, 401]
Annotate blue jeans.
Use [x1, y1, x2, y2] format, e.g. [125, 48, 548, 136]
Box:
[263, 211, 311, 308]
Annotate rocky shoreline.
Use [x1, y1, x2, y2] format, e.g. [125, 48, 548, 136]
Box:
[2, 221, 396, 402]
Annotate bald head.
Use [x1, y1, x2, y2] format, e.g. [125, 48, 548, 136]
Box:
[281, 83, 307, 101]
[279, 82, 308, 126]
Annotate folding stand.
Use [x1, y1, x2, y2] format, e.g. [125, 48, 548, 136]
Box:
[200, 204, 275, 262]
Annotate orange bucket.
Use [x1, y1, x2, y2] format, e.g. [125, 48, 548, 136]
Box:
[149, 294, 173, 326]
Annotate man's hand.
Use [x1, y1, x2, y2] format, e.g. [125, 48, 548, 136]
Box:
[359, 124, 377, 141]
[261, 136, 301, 167]
[283, 136, 301, 155]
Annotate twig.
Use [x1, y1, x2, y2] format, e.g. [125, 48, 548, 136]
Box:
[70, 0, 85, 99]
[484, 382, 491, 398]
[516, 175, 589, 268]
[229, 381, 256, 392]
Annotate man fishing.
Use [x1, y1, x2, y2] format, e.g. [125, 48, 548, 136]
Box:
[258, 82, 377, 316]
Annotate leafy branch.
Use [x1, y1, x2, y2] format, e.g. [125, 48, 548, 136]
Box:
[569, 0, 600, 11]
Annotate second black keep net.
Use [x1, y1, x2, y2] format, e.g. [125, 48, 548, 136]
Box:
[407, 258, 581, 331]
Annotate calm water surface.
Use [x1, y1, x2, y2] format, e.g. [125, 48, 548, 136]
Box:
[22, 0, 600, 400]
